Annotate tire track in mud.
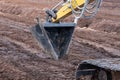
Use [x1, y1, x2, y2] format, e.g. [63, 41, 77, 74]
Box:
[0, 20, 51, 60]
[75, 37, 120, 57]
[70, 39, 110, 59]
[70, 27, 120, 59]
[0, 17, 30, 32]
[0, 36, 46, 57]
[75, 27, 120, 50]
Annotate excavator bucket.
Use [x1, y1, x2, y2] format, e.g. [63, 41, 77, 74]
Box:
[31, 22, 75, 60]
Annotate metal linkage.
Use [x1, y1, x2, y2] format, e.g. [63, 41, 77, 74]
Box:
[69, 0, 102, 24]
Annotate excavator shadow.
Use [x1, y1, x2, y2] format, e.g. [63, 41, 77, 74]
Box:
[31, 22, 75, 60]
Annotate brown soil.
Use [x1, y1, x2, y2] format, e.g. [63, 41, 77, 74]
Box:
[0, 0, 120, 80]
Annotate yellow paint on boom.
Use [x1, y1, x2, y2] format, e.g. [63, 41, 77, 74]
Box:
[52, 0, 85, 22]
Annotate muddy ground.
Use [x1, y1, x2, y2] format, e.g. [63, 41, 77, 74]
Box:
[0, 0, 120, 80]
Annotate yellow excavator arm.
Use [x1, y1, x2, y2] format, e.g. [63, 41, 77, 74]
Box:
[52, 0, 86, 22]
[45, 0, 101, 24]
[52, 0, 94, 22]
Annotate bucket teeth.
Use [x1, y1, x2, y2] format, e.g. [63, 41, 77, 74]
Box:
[31, 22, 75, 60]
